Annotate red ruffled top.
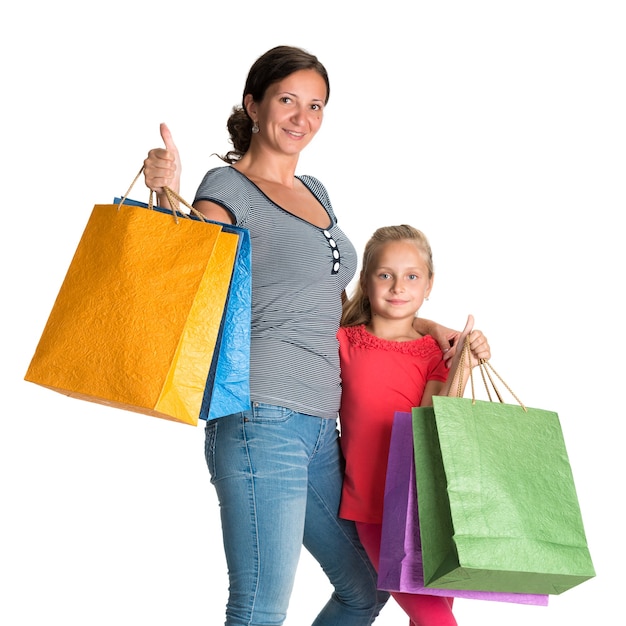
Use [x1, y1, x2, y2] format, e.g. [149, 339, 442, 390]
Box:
[337, 325, 448, 523]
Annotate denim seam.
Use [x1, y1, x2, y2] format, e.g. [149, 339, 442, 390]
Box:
[241, 417, 261, 625]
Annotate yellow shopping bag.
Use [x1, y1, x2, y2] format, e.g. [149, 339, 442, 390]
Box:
[25, 181, 244, 426]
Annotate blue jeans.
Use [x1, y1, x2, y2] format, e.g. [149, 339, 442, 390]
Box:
[205, 403, 389, 626]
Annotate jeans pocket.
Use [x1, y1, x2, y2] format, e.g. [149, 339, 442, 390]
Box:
[247, 402, 295, 424]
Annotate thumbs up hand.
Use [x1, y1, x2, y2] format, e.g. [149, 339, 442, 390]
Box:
[143, 123, 181, 195]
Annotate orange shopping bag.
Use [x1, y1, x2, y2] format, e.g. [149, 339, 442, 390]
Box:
[25, 181, 249, 426]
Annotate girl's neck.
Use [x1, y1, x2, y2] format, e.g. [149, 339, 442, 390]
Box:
[366, 316, 422, 342]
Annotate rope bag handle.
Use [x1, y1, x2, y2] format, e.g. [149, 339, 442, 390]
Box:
[452, 335, 527, 412]
[117, 165, 208, 224]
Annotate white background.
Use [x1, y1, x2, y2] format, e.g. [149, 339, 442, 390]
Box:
[2, 1, 624, 624]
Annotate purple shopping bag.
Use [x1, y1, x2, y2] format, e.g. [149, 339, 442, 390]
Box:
[377, 411, 548, 606]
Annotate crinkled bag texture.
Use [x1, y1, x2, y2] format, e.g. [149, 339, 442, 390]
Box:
[412, 399, 595, 595]
[25, 199, 251, 426]
[378, 411, 548, 605]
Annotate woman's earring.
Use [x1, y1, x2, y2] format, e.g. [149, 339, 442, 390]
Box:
[251, 121, 260, 134]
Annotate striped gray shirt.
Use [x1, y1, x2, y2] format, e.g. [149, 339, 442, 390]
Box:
[194, 166, 357, 419]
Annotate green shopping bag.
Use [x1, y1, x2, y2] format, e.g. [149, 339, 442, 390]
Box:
[412, 348, 595, 596]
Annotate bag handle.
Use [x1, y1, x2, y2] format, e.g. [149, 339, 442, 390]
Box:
[454, 336, 527, 412]
[118, 166, 208, 224]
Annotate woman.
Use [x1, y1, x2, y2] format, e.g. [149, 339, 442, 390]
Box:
[143, 45, 458, 626]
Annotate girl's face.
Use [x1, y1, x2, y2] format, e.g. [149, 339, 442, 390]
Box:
[365, 240, 433, 321]
[246, 69, 327, 157]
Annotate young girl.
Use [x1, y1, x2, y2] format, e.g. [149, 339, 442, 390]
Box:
[338, 224, 491, 626]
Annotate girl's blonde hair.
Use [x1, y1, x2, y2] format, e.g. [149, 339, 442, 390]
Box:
[341, 224, 434, 327]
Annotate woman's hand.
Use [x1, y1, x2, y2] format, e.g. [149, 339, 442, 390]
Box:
[413, 317, 460, 367]
[143, 123, 181, 197]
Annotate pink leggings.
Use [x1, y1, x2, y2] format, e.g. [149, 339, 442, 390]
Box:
[356, 522, 457, 626]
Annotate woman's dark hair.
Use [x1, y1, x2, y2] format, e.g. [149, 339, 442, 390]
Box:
[219, 45, 330, 163]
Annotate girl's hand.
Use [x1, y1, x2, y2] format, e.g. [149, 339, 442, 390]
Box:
[422, 315, 492, 404]
[448, 314, 491, 373]
[460, 314, 491, 367]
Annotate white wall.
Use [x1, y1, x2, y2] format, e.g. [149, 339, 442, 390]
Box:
[2, 1, 623, 624]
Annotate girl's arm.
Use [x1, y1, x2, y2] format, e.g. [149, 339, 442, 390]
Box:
[420, 315, 491, 406]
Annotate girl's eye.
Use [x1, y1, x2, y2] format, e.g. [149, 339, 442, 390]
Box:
[280, 96, 292, 104]
[311, 103, 322, 111]
[408, 274, 418, 280]
[379, 273, 391, 280]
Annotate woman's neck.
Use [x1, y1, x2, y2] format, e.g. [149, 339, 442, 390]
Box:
[234, 146, 299, 187]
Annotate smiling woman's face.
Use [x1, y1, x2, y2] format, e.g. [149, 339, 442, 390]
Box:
[245, 68, 328, 157]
